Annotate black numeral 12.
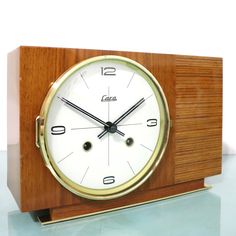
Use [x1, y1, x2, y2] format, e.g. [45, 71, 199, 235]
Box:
[101, 67, 116, 76]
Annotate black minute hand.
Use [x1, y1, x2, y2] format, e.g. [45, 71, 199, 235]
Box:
[58, 97, 125, 137]
[98, 98, 145, 139]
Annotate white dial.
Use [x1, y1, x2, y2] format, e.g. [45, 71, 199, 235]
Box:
[38, 55, 170, 200]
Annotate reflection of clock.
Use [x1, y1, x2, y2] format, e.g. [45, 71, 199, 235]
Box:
[7, 47, 222, 224]
[37, 55, 170, 200]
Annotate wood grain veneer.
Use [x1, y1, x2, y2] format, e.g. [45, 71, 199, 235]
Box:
[7, 46, 222, 220]
[175, 56, 222, 183]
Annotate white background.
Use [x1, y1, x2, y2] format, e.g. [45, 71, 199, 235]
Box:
[0, 0, 235, 153]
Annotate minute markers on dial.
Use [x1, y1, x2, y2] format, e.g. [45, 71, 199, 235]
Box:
[145, 94, 153, 101]
[57, 152, 74, 164]
[118, 122, 143, 127]
[126, 72, 135, 88]
[107, 87, 110, 121]
[80, 72, 89, 89]
[80, 166, 90, 184]
[108, 133, 110, 166]
[140, 144, 153, 152]
[71, 126, 103, 130]
[127, 161, 135, 175]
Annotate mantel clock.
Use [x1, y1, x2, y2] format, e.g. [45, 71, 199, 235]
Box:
[7, 46, 222, 223]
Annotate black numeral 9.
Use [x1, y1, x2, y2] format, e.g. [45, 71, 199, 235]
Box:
[51, 126, 66, 135]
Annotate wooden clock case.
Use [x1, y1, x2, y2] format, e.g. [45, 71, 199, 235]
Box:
[7, 46, 222, 223]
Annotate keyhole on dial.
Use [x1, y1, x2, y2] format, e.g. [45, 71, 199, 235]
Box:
[126, 137, 134, 147]
[83, 141, 92, 151]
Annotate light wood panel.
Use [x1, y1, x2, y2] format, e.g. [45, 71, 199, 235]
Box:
[175, 56, 222, 183]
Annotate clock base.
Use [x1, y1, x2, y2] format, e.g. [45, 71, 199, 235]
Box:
[37, 179, 208, 225]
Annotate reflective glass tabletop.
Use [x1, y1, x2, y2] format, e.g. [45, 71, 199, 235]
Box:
[1, 151, 236, 236]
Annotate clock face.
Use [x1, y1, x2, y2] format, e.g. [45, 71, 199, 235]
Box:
[38, 55, 170, 200]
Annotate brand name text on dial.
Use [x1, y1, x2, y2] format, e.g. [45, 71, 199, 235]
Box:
[101, 95, 117, 102]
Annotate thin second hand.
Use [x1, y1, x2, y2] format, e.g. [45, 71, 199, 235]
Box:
[108, 133, 110, 166]
[108, 87, 110, 121]
[108, 87, 110, 166]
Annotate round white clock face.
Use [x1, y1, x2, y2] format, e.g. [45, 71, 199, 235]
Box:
[39, 55, 170, 200]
